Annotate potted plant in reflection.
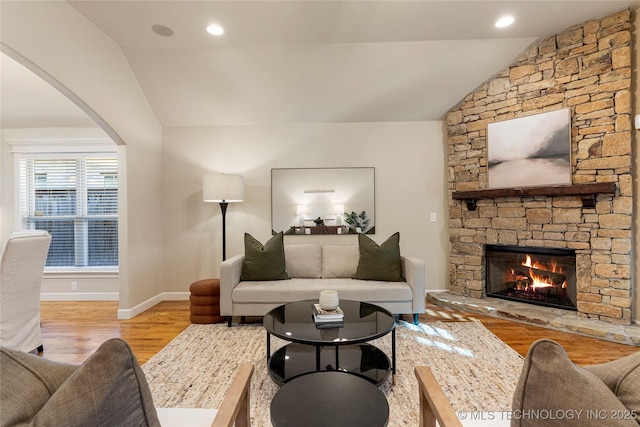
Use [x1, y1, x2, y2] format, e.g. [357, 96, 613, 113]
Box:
[344, 211, 370, 234]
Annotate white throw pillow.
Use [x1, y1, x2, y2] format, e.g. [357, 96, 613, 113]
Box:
[284, 244, 322, 278]
[322, 246, 359, 278]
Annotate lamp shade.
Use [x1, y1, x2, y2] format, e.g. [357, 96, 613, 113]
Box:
[203, 174, 244, 203]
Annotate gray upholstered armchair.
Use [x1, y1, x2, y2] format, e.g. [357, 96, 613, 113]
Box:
[0, 230, 51, 353]
[1, 338, 254, 427]
[415, 339, 640, 427]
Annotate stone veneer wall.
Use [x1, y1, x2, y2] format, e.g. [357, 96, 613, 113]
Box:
[446, 10, 633, 324]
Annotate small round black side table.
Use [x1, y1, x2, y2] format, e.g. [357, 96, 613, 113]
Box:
[270, 371, 389, 427]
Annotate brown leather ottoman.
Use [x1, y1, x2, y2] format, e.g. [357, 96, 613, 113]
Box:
[189, 279, 224, 324]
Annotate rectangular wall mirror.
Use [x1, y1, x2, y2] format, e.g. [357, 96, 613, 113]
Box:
[271, 167, 375, 235]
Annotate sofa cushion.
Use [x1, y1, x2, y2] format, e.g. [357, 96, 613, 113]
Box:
[1, 338, 160, 427]
[1, 346, 78, 426]
[585, 350, 640, 420]
[233, 278, 413, 304]
[241, 232, 289, 281]
[322, 246, 359, 278]
[38, 339, 160, 427]
[285, 244, 321, 278]
[354, 232, 403, 282]
[512, 338, 637, 427]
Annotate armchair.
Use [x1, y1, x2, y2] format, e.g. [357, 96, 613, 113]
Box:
[415, 366, 463, 427]
[1, 338, 254, 427]
[0, 230, 51, 353]
[415, 339, 640, 427]
[157, 362, 254, 427]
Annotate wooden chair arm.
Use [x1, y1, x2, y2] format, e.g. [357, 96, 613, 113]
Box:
[414, 366, 463, 427]
[212, 363, 254, 427]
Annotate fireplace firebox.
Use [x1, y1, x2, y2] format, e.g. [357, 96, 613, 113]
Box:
[485, 245, 577, 310]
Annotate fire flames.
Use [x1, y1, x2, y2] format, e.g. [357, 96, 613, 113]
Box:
[510, 254, 567, 291]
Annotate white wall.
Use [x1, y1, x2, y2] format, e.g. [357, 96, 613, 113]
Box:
[0, 139, 12, 242]
[162, 122, 448, 294]
[0, 1, 163, 317]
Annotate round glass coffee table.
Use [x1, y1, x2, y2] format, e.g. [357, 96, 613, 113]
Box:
[270, 371, 389, 427]
[263, 299, 396, 386]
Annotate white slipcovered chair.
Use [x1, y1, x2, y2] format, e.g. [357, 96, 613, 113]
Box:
[0, 230, 51, 353]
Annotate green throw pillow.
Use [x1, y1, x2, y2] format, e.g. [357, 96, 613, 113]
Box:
[241, 232, 289, 281]
[354, 232, 403, 282]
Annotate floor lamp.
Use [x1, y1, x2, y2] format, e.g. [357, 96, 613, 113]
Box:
[203, 173, 244, 261]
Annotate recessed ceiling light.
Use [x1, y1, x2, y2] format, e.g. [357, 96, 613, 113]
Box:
[151, 24, 174, 37]
[495, 16, 515, 28]
[206, 24, 224, 36]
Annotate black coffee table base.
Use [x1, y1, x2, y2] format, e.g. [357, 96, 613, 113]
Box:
[271, 371, 389, 427]
[264, 300, 396, 387]
[268, 342, 391, 386]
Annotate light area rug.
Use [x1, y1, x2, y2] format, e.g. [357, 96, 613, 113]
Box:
[143, 320, 524, 426]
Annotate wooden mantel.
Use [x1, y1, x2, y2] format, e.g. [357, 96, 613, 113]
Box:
[452, 182, 617, 211]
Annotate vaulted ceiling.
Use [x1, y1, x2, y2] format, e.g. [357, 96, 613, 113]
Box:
[2, 1, 639, 129]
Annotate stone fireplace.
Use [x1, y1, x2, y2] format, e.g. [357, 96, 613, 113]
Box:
[446, 10, 633, 326]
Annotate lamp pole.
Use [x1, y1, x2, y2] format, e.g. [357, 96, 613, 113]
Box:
[219, 201, 229, 261]
[203, 173, 244, 264]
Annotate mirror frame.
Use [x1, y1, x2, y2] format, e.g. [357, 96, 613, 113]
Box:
[271, 167, 375, 235]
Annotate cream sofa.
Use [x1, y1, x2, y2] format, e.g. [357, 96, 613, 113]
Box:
[220, 243, 425, 326]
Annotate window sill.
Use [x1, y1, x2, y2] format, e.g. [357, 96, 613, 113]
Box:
[44, 268, 119, 279]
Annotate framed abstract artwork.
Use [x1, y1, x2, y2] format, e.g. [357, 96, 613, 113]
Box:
[487, 108, 571, 189]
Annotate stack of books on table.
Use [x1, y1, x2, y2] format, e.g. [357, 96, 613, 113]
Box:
[312, 304, 344, 326]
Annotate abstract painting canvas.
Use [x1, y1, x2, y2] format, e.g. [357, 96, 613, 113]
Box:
[487, 108, 571, 189]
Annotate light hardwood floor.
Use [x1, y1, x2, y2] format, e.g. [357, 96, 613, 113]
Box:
[39, 300, 638, 366]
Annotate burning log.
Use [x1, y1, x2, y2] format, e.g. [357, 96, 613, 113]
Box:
[512, 266, 565, 286]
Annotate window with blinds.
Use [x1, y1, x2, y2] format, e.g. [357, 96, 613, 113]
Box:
[18, 154, 118, 269]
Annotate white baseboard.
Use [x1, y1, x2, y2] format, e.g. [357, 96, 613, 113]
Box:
[41, 292, 119, 301]
[117, 294, 163, 319]
[162, 292, 190, 301]
[117, 292, 190, 319]
[42, 291, 192, 319]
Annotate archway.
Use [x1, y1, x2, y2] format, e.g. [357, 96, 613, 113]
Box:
[1, 46, 122, 302]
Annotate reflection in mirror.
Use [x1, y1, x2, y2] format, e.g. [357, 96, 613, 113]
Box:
[271, 168, 375, 235]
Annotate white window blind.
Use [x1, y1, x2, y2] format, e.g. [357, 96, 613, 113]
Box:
[18, 154, 118, 269]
